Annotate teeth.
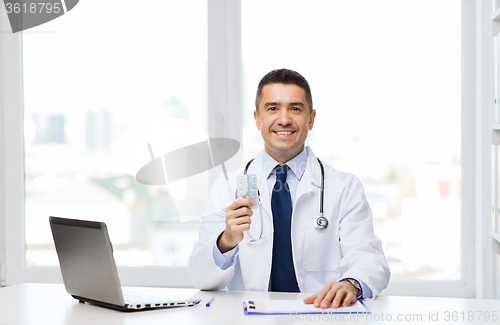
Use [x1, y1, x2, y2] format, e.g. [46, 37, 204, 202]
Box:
[276, 131, 293, 135]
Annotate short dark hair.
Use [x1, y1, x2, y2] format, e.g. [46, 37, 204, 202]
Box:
[255, 68, 313, 113]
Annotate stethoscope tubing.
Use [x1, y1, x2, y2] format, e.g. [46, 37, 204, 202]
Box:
[314, 158, 328, 230]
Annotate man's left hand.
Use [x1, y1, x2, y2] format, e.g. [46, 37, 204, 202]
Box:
[303, 281, 358, 308]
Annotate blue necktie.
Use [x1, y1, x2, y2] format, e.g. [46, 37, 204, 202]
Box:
[270, 165, 300, 292]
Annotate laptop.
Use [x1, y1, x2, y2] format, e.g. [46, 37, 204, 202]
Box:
[49, 216, 201, 311]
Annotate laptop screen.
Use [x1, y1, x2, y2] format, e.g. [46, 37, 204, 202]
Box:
[50, 217, 125, 306]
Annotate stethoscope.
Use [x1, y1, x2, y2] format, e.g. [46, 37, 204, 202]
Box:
[238, 157, 327, 243]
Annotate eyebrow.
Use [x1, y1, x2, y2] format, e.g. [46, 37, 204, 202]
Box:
[264, 102, 305, 107]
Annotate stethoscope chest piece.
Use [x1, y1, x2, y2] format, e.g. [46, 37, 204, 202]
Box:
[314, 216, 328, 230]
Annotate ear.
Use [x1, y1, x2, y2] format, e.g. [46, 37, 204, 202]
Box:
[308, 109, 316, 130]
[254, 110, 261, 130]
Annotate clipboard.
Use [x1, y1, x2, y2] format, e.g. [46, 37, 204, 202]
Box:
[243, 300, 370, 315]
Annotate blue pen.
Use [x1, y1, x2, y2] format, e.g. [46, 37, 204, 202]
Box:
[206, 297, 215, 307]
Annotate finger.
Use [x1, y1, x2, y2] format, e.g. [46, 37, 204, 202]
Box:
[226, 222, 250, 236]
[313, 291, 327, 308]
[227, 206, 253, 220]
[227, 216, 251, 227]
[232, 223, 251, 232]
[229, 198, 255, 210]
[226, 207, 252, 218]
[342, 292, 357, 307]
[313, 282, 333, 307]
[320, 287, 339, 308]
[239, 207, 253, 217]
[226, 200, 240, 212]
[331, 288, 347, 308]
[226, 212, 251, 229]
[303, 294, 318, 304]
[233, 219, 252, 231]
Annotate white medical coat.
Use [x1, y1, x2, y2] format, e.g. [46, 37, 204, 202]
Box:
[187, 147, 390, 298]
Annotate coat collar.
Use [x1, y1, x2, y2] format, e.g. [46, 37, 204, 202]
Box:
[259, 148, 308, 181]
[295, 147, 322, 200]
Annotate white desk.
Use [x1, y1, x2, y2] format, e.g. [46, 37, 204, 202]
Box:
[0, 283, 499, 324]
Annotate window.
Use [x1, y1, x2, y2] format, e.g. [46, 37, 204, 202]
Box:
[22, 0, 208, 268]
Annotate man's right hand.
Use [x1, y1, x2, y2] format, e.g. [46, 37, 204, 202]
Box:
[217, 198, 254, 253]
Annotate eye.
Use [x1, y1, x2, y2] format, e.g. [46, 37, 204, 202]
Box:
[291, 107, 301, 111]
[268, 107, 277, 111]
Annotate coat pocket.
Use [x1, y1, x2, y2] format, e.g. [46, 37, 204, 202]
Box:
[302, 220, 342, 272]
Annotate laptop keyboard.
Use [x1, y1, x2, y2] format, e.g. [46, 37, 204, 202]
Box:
[122, 290, 195, 309]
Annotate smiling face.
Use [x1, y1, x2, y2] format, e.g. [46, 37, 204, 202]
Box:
[254, 83, 316, 164]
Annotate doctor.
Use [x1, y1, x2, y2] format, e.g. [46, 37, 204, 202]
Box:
[188, 69, 390, 308]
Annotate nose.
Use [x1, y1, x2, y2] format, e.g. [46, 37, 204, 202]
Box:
[277, 109, 291, 126]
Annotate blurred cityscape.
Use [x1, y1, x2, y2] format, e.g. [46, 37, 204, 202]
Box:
[25, 101, 207, 268]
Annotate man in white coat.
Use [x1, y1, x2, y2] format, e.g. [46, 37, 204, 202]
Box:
[188, 69, 390, 308]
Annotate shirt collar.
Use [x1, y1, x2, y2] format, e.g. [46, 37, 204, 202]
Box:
[261, 147, 309, 181]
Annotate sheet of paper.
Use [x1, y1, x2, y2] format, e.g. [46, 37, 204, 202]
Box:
[263, 300, 368, 313]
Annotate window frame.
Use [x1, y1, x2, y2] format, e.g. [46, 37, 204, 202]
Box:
[0, 0, 476, 297]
